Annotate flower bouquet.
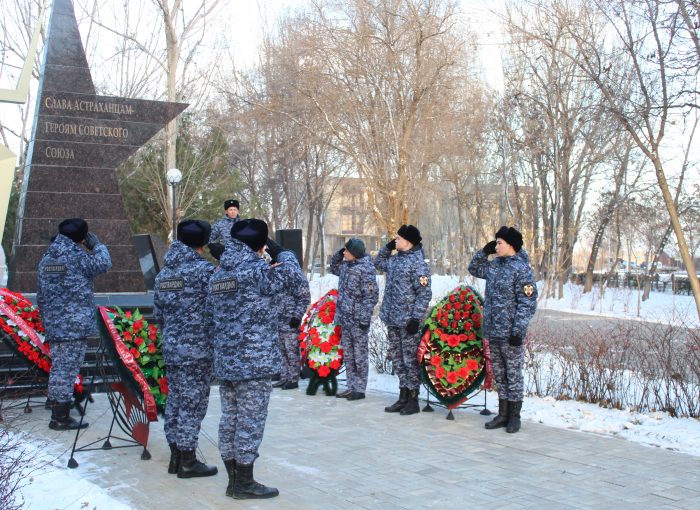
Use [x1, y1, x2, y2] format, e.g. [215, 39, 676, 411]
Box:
[298, 289, 343, 396]
[417, 285, 486, 409]
[98, 306, 166, 422]
[0, 288, 85, 398]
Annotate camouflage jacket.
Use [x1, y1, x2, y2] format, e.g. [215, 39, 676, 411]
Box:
[206, 238, 289, 381]
[468, 248, 538, 340]
[37, 234, 112, 341]
[153, 241, 216, 364]
[330, 250, 379, 327]
[277, 253, 310, 331]
[374, 244, 432, 327]
[209, 215, 240, 244]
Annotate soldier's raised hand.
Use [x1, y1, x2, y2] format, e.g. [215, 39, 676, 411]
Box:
[483, 240, 497, 256]
[385, 239, 397, 251]
[83, 233, 99, 250]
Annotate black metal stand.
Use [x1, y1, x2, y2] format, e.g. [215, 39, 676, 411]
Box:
[422, 385, 491, 421]
[0, 350, 49, 421]
[68, 339, 152, 468]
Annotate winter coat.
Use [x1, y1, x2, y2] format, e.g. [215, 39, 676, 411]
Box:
[206, 238, 290, 381]
[37, 234, 112, 341]
[468, 248, 538, 341]
[374, 244, 432, 327]
[209, 215, 240, 244]
[153, 241, 216, 364]
[330, 250, 379, 327]
[276, 252, 311, 331]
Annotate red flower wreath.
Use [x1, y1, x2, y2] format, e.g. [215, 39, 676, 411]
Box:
[298, 289, 343, 377]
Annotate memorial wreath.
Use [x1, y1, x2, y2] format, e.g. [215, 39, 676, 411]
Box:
[417, 285, 486, 409]
[298, 289, 343, 395]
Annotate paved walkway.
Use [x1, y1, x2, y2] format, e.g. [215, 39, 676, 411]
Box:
[9, 384, 700, 509]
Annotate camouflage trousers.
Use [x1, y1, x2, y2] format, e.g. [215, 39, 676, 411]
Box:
[386, 326, 421, 391]
[340, 323, 369, 393]
[278, 327, 300, 383]
[489, 340, 525, 401]
[164, 361, 212, 450]
[48, 339, 87, 403]
[219, 378, 272, 465]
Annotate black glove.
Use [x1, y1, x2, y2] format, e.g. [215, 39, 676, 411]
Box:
[483, 240, 497, 255]
[289, 317, 301, 329]
[359, 323, 370, 331]
[337, 247, 346, 257]
[385, 239, 396, 251]
[509, 334, 522, 347]
[83, 233, 99, 250]
[208, 242, 225, 261]
[265, 238, 285, 262]
[406, 318, 420, 335]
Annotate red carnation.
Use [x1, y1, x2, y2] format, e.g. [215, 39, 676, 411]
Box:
[445, 303, 453, 311]
[453, 311, 461, 321]
[123, 330, 133, 341]
[447, 335, 460, 348]
[457, 366, 469, 379]
[435, 365, 445, 379]
[311, 336, 321, 346]
[320, 342, 332, 353]
[449, 295, 457, 303]
[329, 359, 341, 370]
[431, 354, 442, 367]
[463, 322, 472, 330]
[134, 336, 145, 347]
[440, 319, 449, 328]
[308, 360, 315, 368]
[130, 347, 140, 359]
[132, 319, 144, 332]
[454, 302, 462, 310]
[148, 342, 156, 354]
[158, 377, 168, 395]
[125, 311, 132, 319]
[446, 371, 458, 384]
[466, 359, 479, 372]
[317, 365, 331, 377]
[451, 321, 458, 329]
[299, 341, 307, 350]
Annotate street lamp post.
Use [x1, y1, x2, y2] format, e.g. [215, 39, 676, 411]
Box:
[166, 168, 182, 241]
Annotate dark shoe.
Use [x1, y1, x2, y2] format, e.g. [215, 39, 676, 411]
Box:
[506, 401, 522, 433]
[168, 443, 181, 474]
[485, 399, 509, 430]
[385, 387, 409, 413]
[49, 402, 88, 430]
[281, 381, 298, 390]
[346, 392, 365, 401]
[224, 458, 236, 497]
[272, 379, 287, 388]
[335, 389, 352, 399]
[233, 462, 279, 499]
[399, 389, 420, 415]
[178, 449, 218, 478]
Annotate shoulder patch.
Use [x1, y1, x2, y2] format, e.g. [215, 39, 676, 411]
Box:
[158, 278, 184, 291]
[43, 264, 66, 274]
[419, 275, 429, 287]
[523, 283, 535, 297]
[212, 277, 238, 294]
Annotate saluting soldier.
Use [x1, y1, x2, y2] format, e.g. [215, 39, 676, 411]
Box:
[468, 226, 537, 433]
[37, 218, 111, 430]
[210, 199, 240, 244]
[374, 225, 431, 415]
[207, 219, 295, 500]
[153, 220, 218, 478]
[269, 238, 310, 391]
[330, 238, 379, 400]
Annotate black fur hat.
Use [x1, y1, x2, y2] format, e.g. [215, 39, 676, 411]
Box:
[58, 218, 88, 243]
[224, 199, 240, 210]
[397, 224, 422, 246]
[231, 218, 268, 251]
[495, 226, 523, 252]
[177, 220, 211, 248]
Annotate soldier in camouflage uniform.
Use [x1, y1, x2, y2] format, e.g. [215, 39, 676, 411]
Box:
[374, 225, 431, 415]
[330, 238, 379, 400]
[209, 199, 240, 244]
[468, 226, 537, 433]
[153, 220, 218, 479]
[37, 218, 111, 431]
[268, 238, 310, 391]
[207, 219, 294, 500]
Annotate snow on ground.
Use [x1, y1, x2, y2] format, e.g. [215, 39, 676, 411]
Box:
[10, 274, 699, 508]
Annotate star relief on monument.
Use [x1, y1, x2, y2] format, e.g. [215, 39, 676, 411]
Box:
[9, 0, 188, 293]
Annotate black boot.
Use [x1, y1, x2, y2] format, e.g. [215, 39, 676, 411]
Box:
[485, 399, 509, 430]
[506, 401, 522, 433]
[399, 389, 420, 415]
[168, 443, 180, 474]
[335, 389, 352, 398]
[178, 449, 218, 478]
[224, 458, 236, 497]
[49, 402, 88, 430]
[272, 379, 286, 388]
[232, 462, 279, 499]
[385, 387, 409, 413]
[281, 381, 298, 390]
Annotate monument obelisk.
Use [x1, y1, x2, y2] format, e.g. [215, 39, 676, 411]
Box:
[9, 0, 187, 293]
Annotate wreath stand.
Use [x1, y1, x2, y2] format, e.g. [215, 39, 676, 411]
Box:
[421, 384, 491, 421]
[67, 328, 153, 468]
[0, 352, 47, 421]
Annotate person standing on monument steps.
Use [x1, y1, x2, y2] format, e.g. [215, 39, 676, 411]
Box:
[207, 219, 295, 500]
[37, 218, 112, 430]
[330, 238, 379, 400]
[210, 199, 240, 244]
[269, 237, 310, 391]
[468, 226, 537, 434]
[374, 225, 431, 415]
[153, 220, 218, 479]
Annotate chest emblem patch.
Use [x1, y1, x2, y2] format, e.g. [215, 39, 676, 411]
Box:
[523, 284, 535, 297]
[419, 275, 429, 287]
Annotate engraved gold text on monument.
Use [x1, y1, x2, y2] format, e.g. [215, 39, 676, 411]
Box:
[44, 121, 129, 139]
[44, 97, 134, 115]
